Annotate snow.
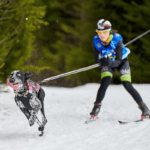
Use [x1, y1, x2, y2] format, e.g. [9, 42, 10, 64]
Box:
[0, 83, 150, 150]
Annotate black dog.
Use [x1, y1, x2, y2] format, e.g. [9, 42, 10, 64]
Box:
[7, 70, 47, 132]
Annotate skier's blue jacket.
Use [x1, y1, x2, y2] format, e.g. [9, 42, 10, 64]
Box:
[93, 33, 130, 61]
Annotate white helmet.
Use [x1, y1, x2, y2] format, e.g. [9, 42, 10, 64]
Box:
[97, 19, 112, 31]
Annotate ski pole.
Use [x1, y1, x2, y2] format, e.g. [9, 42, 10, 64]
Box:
[38, 29, 150, 85]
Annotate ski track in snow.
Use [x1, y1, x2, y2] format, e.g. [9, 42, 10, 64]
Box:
[0, 83, 150, 150]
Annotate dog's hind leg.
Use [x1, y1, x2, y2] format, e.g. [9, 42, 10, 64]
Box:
[38, 87, 47, 126]
[40, 101, 47, 126]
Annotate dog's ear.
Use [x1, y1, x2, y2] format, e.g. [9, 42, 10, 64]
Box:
[24, 72, 33, 80]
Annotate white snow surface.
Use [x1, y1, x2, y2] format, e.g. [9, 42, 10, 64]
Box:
[0, 83, 150, 150]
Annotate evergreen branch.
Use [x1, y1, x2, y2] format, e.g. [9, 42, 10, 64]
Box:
[0, 15, 24, 45]
[5, 47, 14, 61]
[0, 4, 27, 21]
[5, 0, 15, 8]
[0, 7, 19, 12]
[3, 35, 18, 45]
[0, 63, 5, 69]
[0, 0, 16, 25]
[59, 6, 82, 18]
[0, 0, 15, 8]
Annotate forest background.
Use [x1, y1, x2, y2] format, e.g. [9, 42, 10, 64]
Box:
[0, 0, 150, 87]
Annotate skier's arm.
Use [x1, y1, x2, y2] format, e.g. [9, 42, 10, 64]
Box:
[111, 39, 123, 68]
[93, 43, 100, 64]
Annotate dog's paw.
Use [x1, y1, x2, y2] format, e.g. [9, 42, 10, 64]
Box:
[38, 126, 44, 131]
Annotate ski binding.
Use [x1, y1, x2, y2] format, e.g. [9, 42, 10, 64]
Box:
[85, 115, 99, 124]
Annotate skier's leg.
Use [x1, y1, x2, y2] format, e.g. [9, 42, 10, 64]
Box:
[120, 59, 150, 118]
[122, 81, 143, 105]
[90, 76, 112, 116]
[90, 67, 114, 117]
[38, 88, 47, 126]
[95, 76, 112, 104]
[122, 81, 150, 118]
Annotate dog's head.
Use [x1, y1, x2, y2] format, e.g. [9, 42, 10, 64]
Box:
[7, 70, 33, 93]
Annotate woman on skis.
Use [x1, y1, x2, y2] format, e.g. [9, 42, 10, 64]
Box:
[90, 19, 150, 120]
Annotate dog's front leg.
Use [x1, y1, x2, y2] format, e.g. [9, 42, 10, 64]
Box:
[29, 97, 42, 126]
[41, 112, 47, 126]
[20, 108, 31, 120]
[15, 97, 31, 120]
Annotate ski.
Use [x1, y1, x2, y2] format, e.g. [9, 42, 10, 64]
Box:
[118, 119, 143, 124]
[85, 116, 99, 124]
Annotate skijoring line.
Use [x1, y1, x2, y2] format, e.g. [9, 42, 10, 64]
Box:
[38, 29, 150, 85]
[38, 63, 100, 84]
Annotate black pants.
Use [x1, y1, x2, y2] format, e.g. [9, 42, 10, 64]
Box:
[95, 76, 143, 105]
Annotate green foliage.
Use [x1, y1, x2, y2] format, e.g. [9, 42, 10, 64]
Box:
[122, 0, 150, 83]
[1, 0, 150, 86]
[0, 0, 48, 82]
[31, 0, 150, 86]
[0, 63, 5, 74]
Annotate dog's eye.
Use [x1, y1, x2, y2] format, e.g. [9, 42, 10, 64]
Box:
[10, 74, 13, 78]
[16, 72, 21, 77]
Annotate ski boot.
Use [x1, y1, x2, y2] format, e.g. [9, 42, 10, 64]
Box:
[85, 103, 101, 124]
[89, 103, 101, 121]
[90, 103, 101, 116]
[139, 102, 150, 119]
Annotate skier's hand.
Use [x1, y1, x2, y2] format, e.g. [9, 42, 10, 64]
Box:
[99, 57, 112, 67]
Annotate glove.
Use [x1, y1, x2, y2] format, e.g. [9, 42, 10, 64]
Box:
[99, 57, 112, 67]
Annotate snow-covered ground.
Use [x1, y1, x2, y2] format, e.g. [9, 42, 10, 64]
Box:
[0, 83, 150, 150]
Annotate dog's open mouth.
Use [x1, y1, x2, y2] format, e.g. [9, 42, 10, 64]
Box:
[7, 78, 23, 92]
[13, 83, 18, 85]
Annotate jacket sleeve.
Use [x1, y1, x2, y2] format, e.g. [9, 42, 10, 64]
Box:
[93, 43, 100, 64]
[111, 39, 123, 68]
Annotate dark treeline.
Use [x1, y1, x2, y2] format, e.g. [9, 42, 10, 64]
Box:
[0, 0, 150, 86]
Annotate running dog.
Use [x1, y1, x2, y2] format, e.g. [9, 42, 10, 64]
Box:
[7, 71, 47, 132]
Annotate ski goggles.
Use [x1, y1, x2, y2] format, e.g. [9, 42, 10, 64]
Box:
[96, 30, 109, 34]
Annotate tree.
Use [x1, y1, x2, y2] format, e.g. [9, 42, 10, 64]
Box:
[0, 0, 48, 82]
[29, 0, 150, 86]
